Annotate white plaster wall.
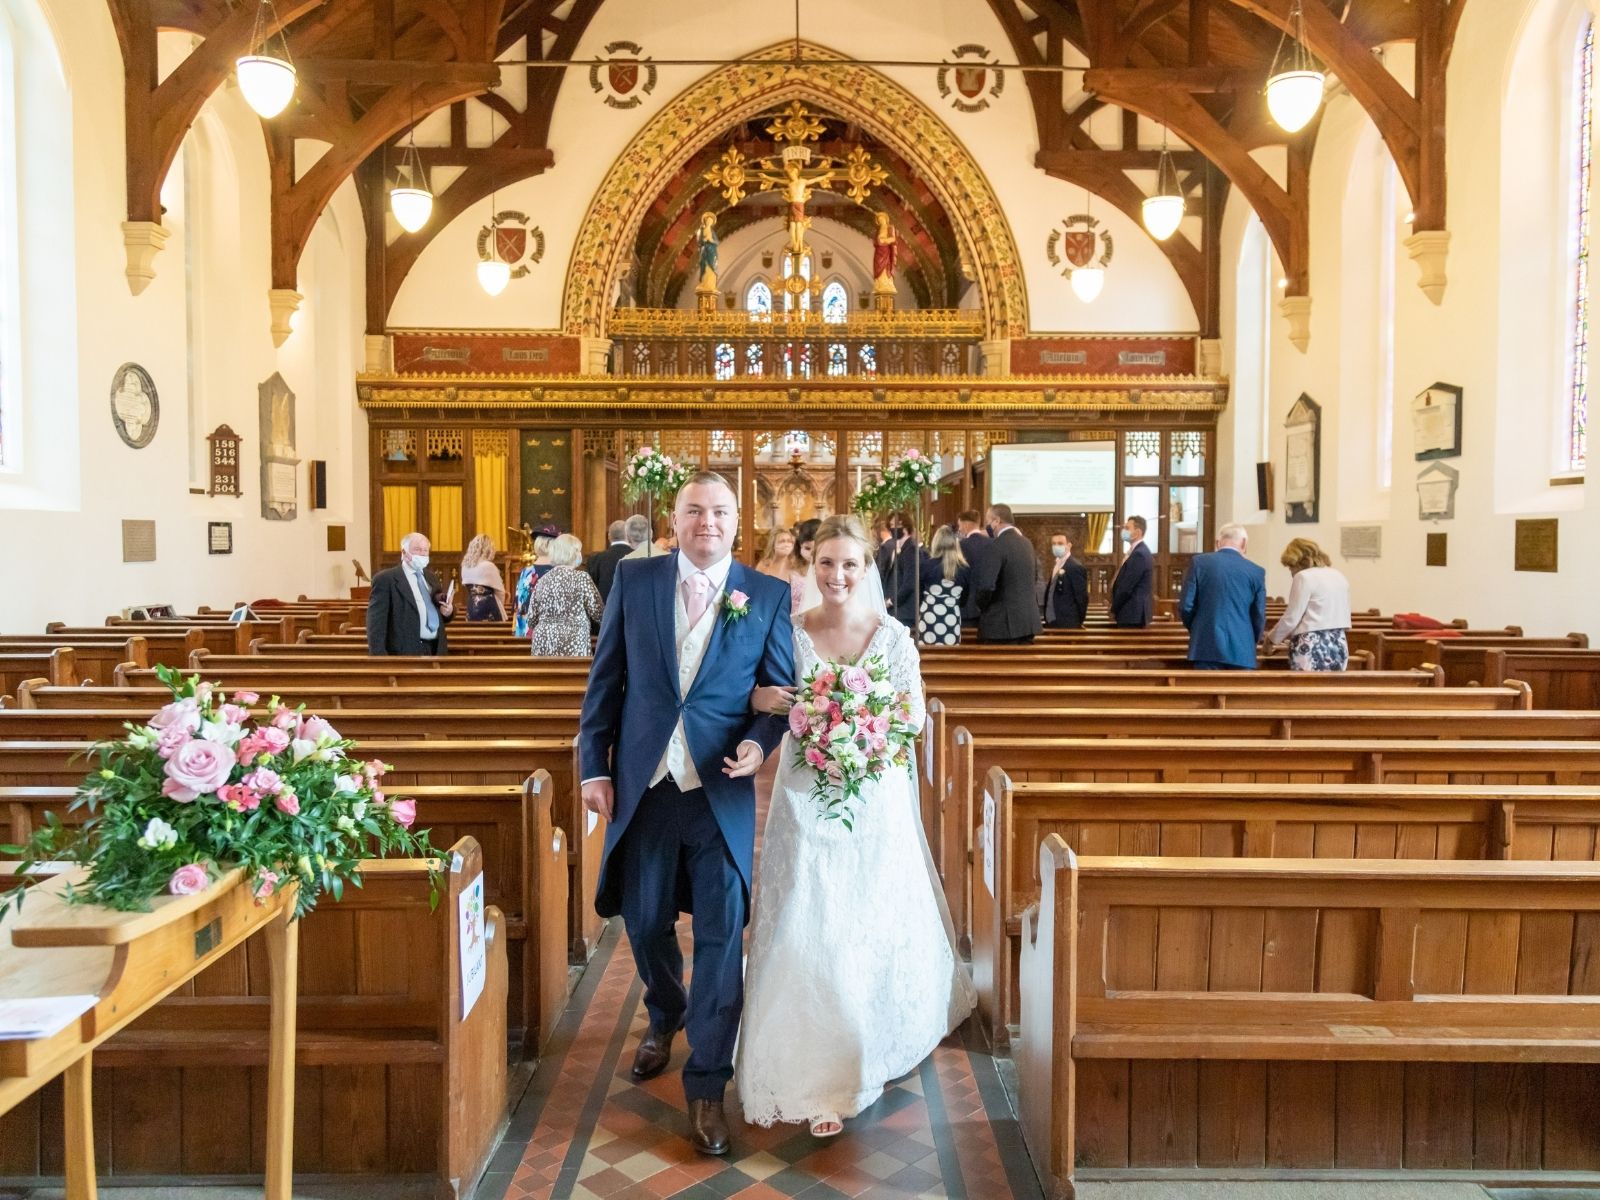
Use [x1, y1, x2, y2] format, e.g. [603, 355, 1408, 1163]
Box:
[1217, 0, 1596, 638]
[389, 0, 1198, 334]
[0, 0, 369, 633]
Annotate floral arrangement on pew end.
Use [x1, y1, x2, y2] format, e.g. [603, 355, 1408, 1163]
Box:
[786, 656, 918, 831]
[0, 667, 444, 921]
[850, 448, 944, 518]
[620, 445, 693, 517]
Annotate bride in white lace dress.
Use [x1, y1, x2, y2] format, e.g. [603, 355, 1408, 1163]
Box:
[736, 515, 976, 1137]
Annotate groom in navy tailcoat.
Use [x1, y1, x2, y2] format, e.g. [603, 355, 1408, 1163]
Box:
[579, 472, 795, 1155]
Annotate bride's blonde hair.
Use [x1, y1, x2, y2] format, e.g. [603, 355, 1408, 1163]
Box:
[812, 514, 874, 560]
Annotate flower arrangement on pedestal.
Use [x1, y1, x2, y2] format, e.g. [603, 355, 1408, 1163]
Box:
[1, 667, 441, 919]
[620, 446, 692, 517]
[851, 448, 944, 517]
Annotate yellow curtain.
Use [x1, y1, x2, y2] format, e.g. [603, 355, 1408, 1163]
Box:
[429, 485, 464, 552]
[473, 452, 508, 545]
[381, 486, 417, 552]
[1085, 512, 1110, 555]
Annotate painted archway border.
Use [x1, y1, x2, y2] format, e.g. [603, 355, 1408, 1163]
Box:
[561, 42, 1029, 339]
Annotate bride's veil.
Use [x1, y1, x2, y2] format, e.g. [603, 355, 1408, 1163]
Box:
[796, 536, 889, 621]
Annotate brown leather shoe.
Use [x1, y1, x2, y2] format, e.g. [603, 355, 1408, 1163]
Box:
[688, 1098, 730, 1156]
[631, 1025, 677, 1081]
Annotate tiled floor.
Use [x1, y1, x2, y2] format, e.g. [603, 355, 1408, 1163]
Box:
[474, 920, 1041, 1200]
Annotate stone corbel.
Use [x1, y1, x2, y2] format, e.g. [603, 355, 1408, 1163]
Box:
[979, 339, 1011, 379]
[1405, 230, 1451, 305]
[1279, 295, 1313, 353]
[268, 289, 303, 348]
[121, 221, 171, 296]
[579, 337, 614, 376]
[363, 333, 394, 374]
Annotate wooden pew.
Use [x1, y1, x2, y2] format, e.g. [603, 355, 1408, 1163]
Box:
[1364, 633, 1588, 674]
[17, 683, 594, 712]
[973, 773, 1600, 1049]
[0, 650, 75, 702]
[944, 734, 1600, 950]
[1467, 647, 1600, 709]
[0, 773, 570, 1060]
[0, 837, 509, 1195]
[0, 631, 204, 671]
[0, 639, 146, 686]
[45, 622, 281, 658]
[0, 737, 604, 971]
[1018, 844, 1600, 1196]
[0, 707, 583, 743]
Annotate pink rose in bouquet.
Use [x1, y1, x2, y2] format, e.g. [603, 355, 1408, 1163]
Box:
[168, 864, 209, 895]
[786, 653, 919, 829]
[274, 790, 300, 816]
[389, 798, 417, 829]
[155, 725, 192, 760]
[218, 703, 251, 725]
[149, 697, 201, 733]
[231, 690, 260, 705]
[787, 704, 810, 737]
[164, 739, 236, 801]
[242, 766, 282, 795]
[840, 666, 871, 695]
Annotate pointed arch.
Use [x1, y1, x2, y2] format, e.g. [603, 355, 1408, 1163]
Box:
[561, 42, 1028, 339]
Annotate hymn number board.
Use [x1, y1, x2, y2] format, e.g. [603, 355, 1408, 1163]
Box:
[207, 425, 243, 497]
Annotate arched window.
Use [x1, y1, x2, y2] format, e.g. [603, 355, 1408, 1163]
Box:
[714, 343, 734, 380]
[1569, 17, 1595, 472]
[1231, 216, 1273, 516]
[745, 280, 772, 317]
[828, 343, 848, 376]
[822, 280, 848, 323]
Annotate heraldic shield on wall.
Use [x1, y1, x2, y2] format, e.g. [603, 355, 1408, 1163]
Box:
[591, 41, 657, 109]
[476, 211, 546, 282]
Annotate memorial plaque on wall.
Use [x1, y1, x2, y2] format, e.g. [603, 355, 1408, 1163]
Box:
[1340, 525, 1382, 560]
[121, 519, 156, 563]
[1514, 518, 1558, 572]
[521, 432, 573, 532]
[208, 522, 232, 555]
[1426, 532, 1447, 566]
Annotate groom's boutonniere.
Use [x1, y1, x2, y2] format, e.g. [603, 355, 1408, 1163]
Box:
[723, 589, 751, 625]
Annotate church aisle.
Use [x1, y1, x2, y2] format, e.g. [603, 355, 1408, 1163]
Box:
[476, 921, 1041, 1200]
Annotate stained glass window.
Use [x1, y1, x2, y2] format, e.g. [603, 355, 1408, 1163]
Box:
[858, 345, 877, 376]
[746, 280, 772, 317]
[822, 280, 847, 323]
[745, 344, 764, 377]
[714, 342, 734, 380]
[828, 343, 848, 376]
[1570, 19, 1594, 472]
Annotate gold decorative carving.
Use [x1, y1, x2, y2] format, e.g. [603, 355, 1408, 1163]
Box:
[607, 307, 983, 339]
[425, 428, 465, 459]
[474, 429, 511, 457]
[561, 41, 1029, 340]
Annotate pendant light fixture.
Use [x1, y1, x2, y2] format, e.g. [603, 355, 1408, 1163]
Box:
[477, 95, 511, 296]
[236, 0, 297, 119]
[389, 82, 433, 233]
[1070, 189, 1105, 304]
[1142, 126, 1185, 241]
[1265, 0, 1325, 133]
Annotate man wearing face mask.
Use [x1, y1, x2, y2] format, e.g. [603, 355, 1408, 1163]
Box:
[875, 510, 923, 629]
[1109, 515, 1155, 627]
[1043, 533, 1089, 629]
[366, 531, 456, 655]
[955, 510, 991, 629]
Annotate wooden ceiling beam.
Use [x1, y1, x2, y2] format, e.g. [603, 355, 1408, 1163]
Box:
[295, 58, 501, 86]
[1037, 147, 1210, 170]
[1084, 65, 1266, 91]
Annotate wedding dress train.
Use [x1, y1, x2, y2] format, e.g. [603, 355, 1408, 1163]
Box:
[735, 614, 976, 1127]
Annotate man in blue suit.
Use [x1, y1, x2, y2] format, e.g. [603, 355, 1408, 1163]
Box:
[1179, 522, 1268, 670]
[578, 472, 795, 1156]
[1109, 515, 1155, 627]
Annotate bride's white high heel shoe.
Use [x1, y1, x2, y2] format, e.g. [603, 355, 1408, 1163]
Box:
[809, 1112, 843, 1138]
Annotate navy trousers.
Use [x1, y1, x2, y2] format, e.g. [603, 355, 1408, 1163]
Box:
[615, 778, 747, 1102]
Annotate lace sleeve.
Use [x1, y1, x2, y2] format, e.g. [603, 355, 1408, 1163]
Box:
[886, 622, 926, 734]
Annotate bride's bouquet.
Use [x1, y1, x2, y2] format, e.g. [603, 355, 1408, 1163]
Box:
[787, 655, 919, 830]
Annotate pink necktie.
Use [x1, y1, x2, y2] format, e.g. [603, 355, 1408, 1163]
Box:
[685, 572, 712, 627]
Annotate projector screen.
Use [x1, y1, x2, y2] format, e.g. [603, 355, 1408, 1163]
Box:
[989, 442, 1116, 513]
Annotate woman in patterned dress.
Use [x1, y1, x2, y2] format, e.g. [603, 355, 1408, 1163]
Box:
[1267, 538, 1352, 671]
[512, 531, 557, 637]
[917, 526, 969, 645]
[459, 534, 508, 621]
[528, 534, 603, 656]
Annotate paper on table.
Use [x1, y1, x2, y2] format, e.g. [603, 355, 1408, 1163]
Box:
[0, 994, 97, 1041]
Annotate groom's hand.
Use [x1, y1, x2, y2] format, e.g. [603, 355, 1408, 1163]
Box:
[722, 740, 764, 778]
[581, 778, 615, 821]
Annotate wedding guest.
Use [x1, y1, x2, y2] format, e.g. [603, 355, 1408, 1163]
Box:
[1109, 515, 1155, 627]
[787, 518, 820, 611]
[528, 534, 604, 657]
[876, 511, 923, 628]
[1179, 523, 1267, 670]
[971, 504, 1042, 644]
[624, 519, 673, 560]
[1043, 533, 1089, 629]
[513, 528, 558, 637]
[366, 532, 455, 655]
[918, 526, 969, 645]
[459, 534, 508, 621]
[755, 527, 796, 579]
[1267, 537, 1353, 671]
[586, 519, 634, 602]
[873, 517, 892, 546]
[956, 510, 991, 628]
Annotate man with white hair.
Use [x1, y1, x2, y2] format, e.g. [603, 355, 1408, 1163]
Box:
[365, 531, 456, 655]
[586, 518, 635, 602]
[1178, 522, 1266, 670]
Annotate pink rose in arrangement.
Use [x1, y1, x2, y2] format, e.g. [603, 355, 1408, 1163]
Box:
[252, 870, 280, 901]
[165, 739, 236, 799]
[156, 725, 193, 760]
[372, 790, 387, 807]
[270, 708, 299, 731]
[805, 746, 828, 769]
[297, 715, 340, 744]
[242, 767, 282, 795]
[811, 672, 835, 697]
[162, 777, 199, 803]
[787, 705, 810, 737]
[168, 864, 209, 896]
[149, 697, 201, 734]
[839, 666, 872, 695]
[231, 690, 260, 705]
[389, 798, 417, 829]
[905, 448, 921, 459]
[274, 790, 300, 816]
[218, 703, 251, 725]
[217, 783, 261, 812]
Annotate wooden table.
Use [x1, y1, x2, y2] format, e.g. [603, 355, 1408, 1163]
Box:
[0, 867, 298, 1198]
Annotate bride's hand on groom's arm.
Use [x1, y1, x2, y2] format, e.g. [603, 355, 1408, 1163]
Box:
[750, 685, 798, 714]
[580, 778, 614, 821]
[722, 741, 764, 778]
